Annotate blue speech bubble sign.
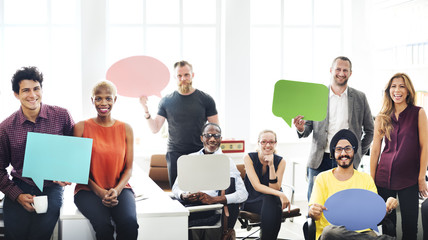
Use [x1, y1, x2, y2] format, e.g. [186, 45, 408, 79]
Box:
[272, 80, 329, 127]
[22, 132, 93, 191]
[324, 188, 386, 232]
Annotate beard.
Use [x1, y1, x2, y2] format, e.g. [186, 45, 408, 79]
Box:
[336, 154, 354, 169]
[178, 81, 192, 94]
[203, 144, 220, 154]
[334, 77, 348, 87]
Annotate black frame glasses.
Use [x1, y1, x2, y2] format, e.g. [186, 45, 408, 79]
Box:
[334, 145, 354, 154]
[202, 133, 221, 139]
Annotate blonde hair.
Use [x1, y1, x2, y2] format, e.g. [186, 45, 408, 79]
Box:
[257, 129, 277, 153]
[378, 73, 415, 140]
[92, 80, 117, 97]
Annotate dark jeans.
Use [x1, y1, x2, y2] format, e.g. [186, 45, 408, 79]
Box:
[242, 195, 282, 240]
[377, 184, 419, 240]
[74, 188, 139, 240]
[320, 225, 395, 240]
[3, 179, 63, 240]
[307, 153, 337, 201]
[166, 150, 199, 187]
[421, 199, 428, 240]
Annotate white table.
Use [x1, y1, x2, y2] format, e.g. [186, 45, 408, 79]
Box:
[59, 167, 189, 240]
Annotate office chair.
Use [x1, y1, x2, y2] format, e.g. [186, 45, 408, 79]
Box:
[302, 217, 316, 240]
[235, 164, 301, 239]
[148, 154, 171, 192]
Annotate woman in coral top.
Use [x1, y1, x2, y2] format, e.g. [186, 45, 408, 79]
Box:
[73, 80, 138, 240]
[370, 73, 428, 239]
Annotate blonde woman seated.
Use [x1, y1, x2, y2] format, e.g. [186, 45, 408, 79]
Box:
[73, 80, 138, 240]
[242, 130, 290, 240]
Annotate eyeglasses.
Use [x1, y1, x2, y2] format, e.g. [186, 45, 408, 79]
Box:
[259, 140, 277, 146]
[335, 146, 354, 153]
[202, 133, 221, 139]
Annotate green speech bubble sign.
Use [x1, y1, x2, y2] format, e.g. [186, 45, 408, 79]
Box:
[272, 80, 329, 127]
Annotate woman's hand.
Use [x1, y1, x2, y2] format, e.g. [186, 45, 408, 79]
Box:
[279, 192, 290, 211]
[263, 154, 274, 167]
[385, 197, 398, 213]
[102, 188, 119, 207]
[419, 178, 428, 198]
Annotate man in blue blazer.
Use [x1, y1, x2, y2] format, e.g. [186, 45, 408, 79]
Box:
[293, 56, 374, 201]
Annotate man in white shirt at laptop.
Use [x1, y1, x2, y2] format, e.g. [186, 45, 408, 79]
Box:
[173, 122, 248, 240]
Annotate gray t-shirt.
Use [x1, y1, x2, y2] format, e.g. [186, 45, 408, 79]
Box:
[158, 89, 217, 152]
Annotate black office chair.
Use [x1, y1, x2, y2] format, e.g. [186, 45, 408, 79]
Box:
[301, 217, 316, 240]
[235, 163, 301, 239]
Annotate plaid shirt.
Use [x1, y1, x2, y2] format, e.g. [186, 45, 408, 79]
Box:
[0, 103, 74, 200]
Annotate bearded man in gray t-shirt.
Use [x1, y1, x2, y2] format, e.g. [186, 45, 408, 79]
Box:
[140, 60, 219, 187]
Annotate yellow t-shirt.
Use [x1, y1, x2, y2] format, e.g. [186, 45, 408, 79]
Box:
[308, 168, 377, 240]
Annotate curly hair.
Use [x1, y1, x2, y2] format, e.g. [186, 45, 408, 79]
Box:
[11, 66, 43, 94]
[378, 73, 415, 140]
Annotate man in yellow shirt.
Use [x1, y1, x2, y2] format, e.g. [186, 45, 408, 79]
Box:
[309, 129, 398, 240]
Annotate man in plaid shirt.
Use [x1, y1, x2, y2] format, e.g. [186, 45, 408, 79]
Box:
[0, 66, 74, 240]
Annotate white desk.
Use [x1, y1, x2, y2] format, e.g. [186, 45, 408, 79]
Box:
[59, 167, 189, 240]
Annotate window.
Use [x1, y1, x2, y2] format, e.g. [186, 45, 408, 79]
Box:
[106, 0, 221, 155]
[365, 0, 428, 114]
[0, 0, 81, 121]
[250, 0, 344, 142]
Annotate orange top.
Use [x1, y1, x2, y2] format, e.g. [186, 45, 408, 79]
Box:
[75, 119, 130, 193]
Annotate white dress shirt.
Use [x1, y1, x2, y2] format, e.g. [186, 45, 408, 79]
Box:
[172, 148, 248, 204]
[325, 86, 349, 152]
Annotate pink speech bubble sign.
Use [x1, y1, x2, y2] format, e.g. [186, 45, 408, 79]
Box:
[106, 56, 170, 98]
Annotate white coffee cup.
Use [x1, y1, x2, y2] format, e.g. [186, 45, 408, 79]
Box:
[32, 195, 48, 214]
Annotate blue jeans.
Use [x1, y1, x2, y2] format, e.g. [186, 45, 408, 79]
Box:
[307, 153, 337, 201]
[74, 188, 139, 240]
[3, 178, 64, 240]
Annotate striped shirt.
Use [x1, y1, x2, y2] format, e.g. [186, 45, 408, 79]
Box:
[0, 103, 74, 200]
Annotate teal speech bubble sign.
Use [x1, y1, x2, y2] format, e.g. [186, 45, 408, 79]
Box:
[272, 80, 329, 127]
[22, 132, 93, 191]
